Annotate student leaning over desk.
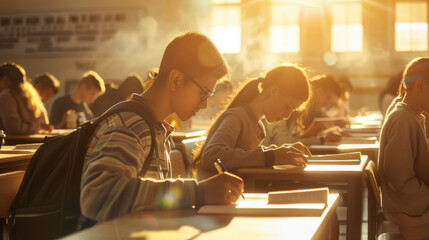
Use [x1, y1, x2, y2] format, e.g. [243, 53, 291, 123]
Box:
[378, 57, 429, 240]
[78, 32, 243, 227]
[193, 64, 311, 180]
[0, 62, 53, 135]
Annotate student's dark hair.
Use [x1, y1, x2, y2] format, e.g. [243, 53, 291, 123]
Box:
[157, 32, 228, 82]
[0, 62, 44, 118]
[191, 63, 310, 176]
[402, 57, 429, 91]
[118, 74, 144, 99]
[34, 73, 60, 94]
[310, 74, 342, 98]
[79, 71, 106, 93]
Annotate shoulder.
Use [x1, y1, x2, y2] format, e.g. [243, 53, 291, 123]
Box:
[97, 111, 155, 139]
[52, 94, 70, 105]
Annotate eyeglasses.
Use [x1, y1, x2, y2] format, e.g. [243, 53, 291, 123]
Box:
[181, 71, 215, 102]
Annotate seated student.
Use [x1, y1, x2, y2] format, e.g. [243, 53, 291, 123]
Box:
[33, 73, 60, 103]
[378, 57, 429, 240]
[194, 64, 311, 180]
[0, 62, 52, 135]
[90, 74, 144, 117]
[379, 70, 404, 116]
[198, 80, 234, 120]
[79, 32, 243, 226]
[326, 75, 353, 117]
[263, 74, 343, 147]
[50, 71, 105, 129]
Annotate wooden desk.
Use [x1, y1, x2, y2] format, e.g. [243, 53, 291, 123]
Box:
[62, 194, 339, 240]
[0, 147, 35, 173]
[4, 129, 74, 145]
[309, 142, 379, 161]
[237, 156, 369, 240]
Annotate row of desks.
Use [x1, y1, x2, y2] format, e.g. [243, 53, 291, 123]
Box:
[1, 122, 381, 240]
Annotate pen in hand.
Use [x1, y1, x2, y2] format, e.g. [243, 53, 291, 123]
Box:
[214, 159, 246, 201]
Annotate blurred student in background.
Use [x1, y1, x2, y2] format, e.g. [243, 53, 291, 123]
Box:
[379, 70, 403, 116]
[194, 64, 311, 180]
[0, 62, 52, 135]
[50, 71, 105, 129]
[378, 57, 429, 240]
[263, 74, 344, 147]
[90, 74, 144, 117]
[33, 73, 60, 103]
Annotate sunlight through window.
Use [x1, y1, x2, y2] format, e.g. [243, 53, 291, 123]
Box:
[270, 2, 300, 52]
[331, 2, 362, 52]
[211, 0, 241, 53]
[395, 2, 428, 51]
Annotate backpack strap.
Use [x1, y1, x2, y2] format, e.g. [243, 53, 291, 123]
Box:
[92, 99, 157, 176]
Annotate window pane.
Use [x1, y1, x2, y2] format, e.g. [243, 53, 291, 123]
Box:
[270, 2, 300, 52]
[395, 2, 428, 51]
[331, 2, 363, 52]
[211, 5, 241, 53]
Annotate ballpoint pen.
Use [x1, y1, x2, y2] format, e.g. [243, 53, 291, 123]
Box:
[214, 158, 246, 200]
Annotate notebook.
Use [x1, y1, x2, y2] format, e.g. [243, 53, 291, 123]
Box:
[198, 191, 327, 217]
[273, 152, 361, 168]
[305, 152, 361, 165]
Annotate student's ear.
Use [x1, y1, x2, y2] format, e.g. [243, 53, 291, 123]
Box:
[168, 69, 184, 92]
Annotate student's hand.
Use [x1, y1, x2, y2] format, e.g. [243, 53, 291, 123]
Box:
[274, 148, 307, 166]
[301, 122, 327, 137]
[197, 172, 244, 206]
[39, 124, 54, 133]
[323, 132, 342, 143]
[289, 142, 312, 156]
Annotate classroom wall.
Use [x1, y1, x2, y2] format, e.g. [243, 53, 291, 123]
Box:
[1, 0, 427, 111]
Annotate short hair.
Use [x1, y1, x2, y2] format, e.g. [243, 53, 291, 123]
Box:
[79, 71, 105, 93]
[310, 74, 342, 98]
[157, 32, 228, 81]
[118, 74, 144, 99]
[34, 73, 60, 94]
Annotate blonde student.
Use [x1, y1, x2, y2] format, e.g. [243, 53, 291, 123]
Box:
[378, 57, 429, 240]
[79, 32, 243, 227]
[194, 64, 311, 180]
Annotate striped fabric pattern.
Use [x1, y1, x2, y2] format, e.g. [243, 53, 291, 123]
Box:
[80, 109, 197, 222]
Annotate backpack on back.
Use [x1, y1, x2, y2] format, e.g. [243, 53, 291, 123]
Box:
[8, 99, 156, 240]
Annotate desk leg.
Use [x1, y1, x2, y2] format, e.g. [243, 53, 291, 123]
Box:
[346, 176, 363, 240]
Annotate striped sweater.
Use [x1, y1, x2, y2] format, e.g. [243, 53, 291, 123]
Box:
[80, 96, 197, 222]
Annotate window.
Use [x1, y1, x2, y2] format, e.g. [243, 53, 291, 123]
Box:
[331, 2, 363, 52]
[395, 2, 428, 51]
[270, 1, 300, 52]
[211, 0, 241, 53]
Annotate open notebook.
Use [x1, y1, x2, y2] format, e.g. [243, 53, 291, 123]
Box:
[198, 188, 328, 217]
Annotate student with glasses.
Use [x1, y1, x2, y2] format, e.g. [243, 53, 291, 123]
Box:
[78, 32, 243, 228]
[192, 64, 312, 180]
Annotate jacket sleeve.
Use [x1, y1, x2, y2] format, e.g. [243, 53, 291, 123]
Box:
[382, 115, 429, 215]
[80, 125, 197, 222]
[0, 92, 40, 135]
[200, 112, 270, 173]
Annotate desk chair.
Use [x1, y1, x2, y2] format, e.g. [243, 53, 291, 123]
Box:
[364, 161, 402, 240]
[0, 171, 25, 240]
[170, 150, 186, 178]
